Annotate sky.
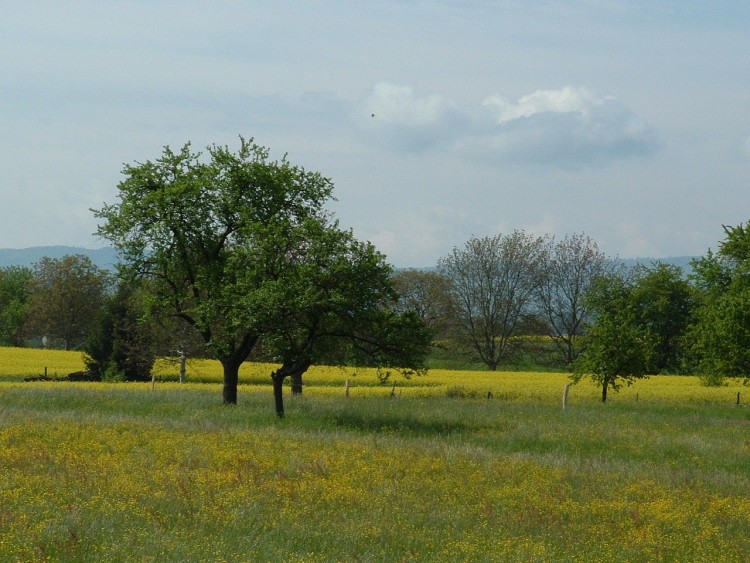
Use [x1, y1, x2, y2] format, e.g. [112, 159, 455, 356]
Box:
[2, 1, 750, 268]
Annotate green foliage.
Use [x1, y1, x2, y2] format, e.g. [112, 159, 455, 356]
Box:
[244, 218, 431, 414]
[83, 283, 155, 381]
[93, 138, 334, 403]
[630, 262, 694, 374]
[0, 266, 32, 346]
[572, 273, 650, 401]
[687, 286, 750, 385]
[24, 255, 112, 350]
[93, 137, 430, 411]
[686, 222, 750, 385]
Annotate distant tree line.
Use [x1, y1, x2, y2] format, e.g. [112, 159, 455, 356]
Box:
[2, 137, 749, 410]
[394, 225, 750, 400]
[1, 224, 747, 406]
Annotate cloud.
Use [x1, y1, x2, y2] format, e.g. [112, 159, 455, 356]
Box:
[352, 82, 467, 152]
[353, 83, 656, 167]
[487, 86, 606, 123]
[469, 86, 657, 167]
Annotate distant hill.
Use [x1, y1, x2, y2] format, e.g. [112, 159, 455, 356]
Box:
[1, 247, 698, 276]
[0, 246, 120, 270]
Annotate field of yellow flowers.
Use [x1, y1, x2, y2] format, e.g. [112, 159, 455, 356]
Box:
[0, 347, 748, 561]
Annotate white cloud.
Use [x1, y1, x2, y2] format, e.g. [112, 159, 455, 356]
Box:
[353, 82, 466, 152]
[353, 83, 656, 168]
[470, 86, 657, 167]
[486, 86, 603, 123]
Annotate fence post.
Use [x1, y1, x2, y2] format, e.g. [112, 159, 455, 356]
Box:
[562, 384, 570, 410]
[345, 379, 350, 399]
[737, 391, 741, 406]
[179, 351, 187, 384]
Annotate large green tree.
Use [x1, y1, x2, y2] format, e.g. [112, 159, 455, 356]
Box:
[94, 138, 333, 404]
[245, 218, 431, 416]
[24, 255, 111, 350]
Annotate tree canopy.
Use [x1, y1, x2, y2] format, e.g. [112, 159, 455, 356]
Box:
[247, 217, 430, 415]
[94, 138, 430, 410]
[572, 273, 650, 402]
[438, 231, 546, 370]
[24, 255, 111, 350]
[536, 233, 611, 367]
[83, 280, 156, 381]
[0, 266, 32, 346]
[629, 262, 693, 374]
[686, 223, 750, 384]
[94, 138, 334, 404]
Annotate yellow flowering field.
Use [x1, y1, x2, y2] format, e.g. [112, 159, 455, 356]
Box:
[2, 345, 748, 406]
[1, 347, 748, 559]
[0, 346, 86, 379]
[0, 381, 747, 561]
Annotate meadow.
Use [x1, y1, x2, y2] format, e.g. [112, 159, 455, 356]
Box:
[0, 347, 748, 561]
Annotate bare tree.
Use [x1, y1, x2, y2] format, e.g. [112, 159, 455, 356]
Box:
[536, 233, 612, 366]
[438, 231, 547, 370]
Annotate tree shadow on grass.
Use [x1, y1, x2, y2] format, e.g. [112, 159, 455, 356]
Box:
[331, 410, 472, 436]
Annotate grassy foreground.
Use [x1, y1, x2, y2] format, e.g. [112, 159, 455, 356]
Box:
[0, 348, 748, 561]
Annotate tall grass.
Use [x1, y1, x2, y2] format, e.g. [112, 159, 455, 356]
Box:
[0, 372, 748, 561]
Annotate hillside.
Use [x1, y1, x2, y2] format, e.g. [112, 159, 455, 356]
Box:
[0, 246, 120, 270]
[0, 246, 698, 275]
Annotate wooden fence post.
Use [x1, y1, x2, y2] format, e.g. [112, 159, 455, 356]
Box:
[179, 351, 187, 384]
[345, 379, 350, 399]
[562, 384, 570, 410]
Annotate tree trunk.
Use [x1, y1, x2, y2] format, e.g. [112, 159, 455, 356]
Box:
[291, 372, 303, 395]
[272, 371, 285, 418]
[601, 381, 608, 403]
[218, 335, 259, 405]
[222, 360, 240, 405]
[272, 361, 311, 417]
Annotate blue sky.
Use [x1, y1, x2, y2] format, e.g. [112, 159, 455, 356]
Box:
[2, 1, 749, 267]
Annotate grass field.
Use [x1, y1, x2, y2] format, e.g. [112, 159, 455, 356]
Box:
[0, 347, 748, 561]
